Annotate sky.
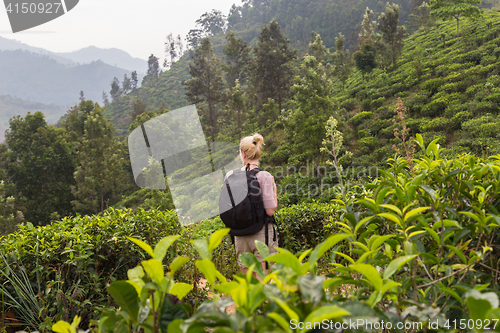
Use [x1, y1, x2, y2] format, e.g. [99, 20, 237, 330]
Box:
[0, 0, 240, 61]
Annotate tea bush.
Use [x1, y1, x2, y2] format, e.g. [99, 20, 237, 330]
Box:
[53, 136, 500, 333]
[0, 209, 238, 330]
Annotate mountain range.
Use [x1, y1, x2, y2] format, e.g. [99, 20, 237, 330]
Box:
[0, 37, 148, 141]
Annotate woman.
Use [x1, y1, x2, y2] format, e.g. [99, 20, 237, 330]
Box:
[225, 133, 278, 276]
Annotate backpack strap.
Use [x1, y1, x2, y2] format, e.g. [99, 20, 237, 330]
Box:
[265, 215, 269, 270]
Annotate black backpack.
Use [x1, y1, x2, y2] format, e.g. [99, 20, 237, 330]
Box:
[219, 166, 266, 236]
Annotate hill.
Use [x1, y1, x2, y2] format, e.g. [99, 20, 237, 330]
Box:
[103, 0, 500, 142]
[0, 49, 133, 105]
[333, 9, 500, 167]
[0, 36, 147, 72]
[0, 95, 66, 142]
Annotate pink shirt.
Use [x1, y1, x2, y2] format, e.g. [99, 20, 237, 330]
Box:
[224, 169, 277, 209]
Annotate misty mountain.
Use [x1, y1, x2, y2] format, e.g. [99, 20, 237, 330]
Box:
[0, 49, 135, 105]
[0, 94, 66, 142]
[58, 46, 146, 73]
[0, 37, 146, 72]
[0, 36, 75, 66]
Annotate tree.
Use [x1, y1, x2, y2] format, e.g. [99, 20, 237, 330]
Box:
[143, 54, 160, 84]
[332, 33, 353, 91]
[71, 106, 127, 214]
[79, 90, 85, 101]
[223, 31, 251, 89]
[122, 74, 131, 93]
[195, 10, 227, 36]
[354, 42, 377, 81]
[130, 98, 147, 120]
[429, 0, 483, 43]
[176, 34, 184, 58]
[4, 112, 75, 225]
[102, 91, 109, 106]
[110, 76, 122, 102]
[288, 33, 337, 176]
[358, 7, 378, 44]
[378, 2, 408, 70]
[131, 71, 138, 91]
[186, 29, 204, 50]
[251, 19, 297, 117]
[182, 38, 225, 144]
[164, 33, 177, 69]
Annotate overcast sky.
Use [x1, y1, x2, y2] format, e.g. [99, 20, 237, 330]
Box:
[0, 0, 239, 61]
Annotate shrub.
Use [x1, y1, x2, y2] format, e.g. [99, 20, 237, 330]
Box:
[474, 101, 500, 114]
[274, 202, 337, 254]
[339, 98, 357, 111]
[370, 97, 385, 109]
[0, 209, 238, 330]
[421, 96, 448, 116]
[462, 114, 500, 138]
[347, 111, 373, 127]
[420, 117, 453, 132]
[356, 136, 379, 154]
[420, 77, 445, 95]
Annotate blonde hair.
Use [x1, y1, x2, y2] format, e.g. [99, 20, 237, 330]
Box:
[240, 133, 264, 160]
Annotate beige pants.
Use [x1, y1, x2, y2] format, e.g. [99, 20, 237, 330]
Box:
[234, 224, 278, 268]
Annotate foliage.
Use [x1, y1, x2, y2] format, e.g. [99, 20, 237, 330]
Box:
[0, 209, 237, 330]
[429, 0, 483, 42]
[287, 33, 336, 174]
[3, 111, 75, 225]
[377, 2, 408, 70]
[182, 38, 225, 144]
[251, 19, 297, 116]
[70, 106, 128, 215]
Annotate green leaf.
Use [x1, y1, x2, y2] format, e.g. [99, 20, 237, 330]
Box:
[195, 259, 217, 285]
[420, 185, 436, 201]
[191, 239, 210, 260]
[423, 227, 440, 245]
[271, 296, 299, 322]
[154, 235, 180, 262]
[267, 248, 302, 275]
[300, 306, 350, 333]
[380, 204, 402, 216]
[404, 207, 430, 222]
[127, 266, 145, 285]
[370, 235, 394, 251]
[169, 283, 193, 301]
[255, 240, 270, 259]
[142, 259, 165, 285]
[106, 281, 139, 324]
[239, 253, 266, 279]
[441, 287, 463, 306]
[309, 234, 350, 268]
[432, 219, 461, 230]
[169, 256, 190, 277]
[126, 236, 154, 258]
[159, 295, 188, 333]
[465, 290, 499, 321]
[52, 321, 73, 333]
[208, 228, 230, 252]
[377, 213, 402, 227]
[297, 275, 325, 306]
[351, 264, 383, 290]
[383, 255, 417, 280]
[446, 245, 467, 264]
[268, 313, 292, 333]
[354, 216, 374, 234]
